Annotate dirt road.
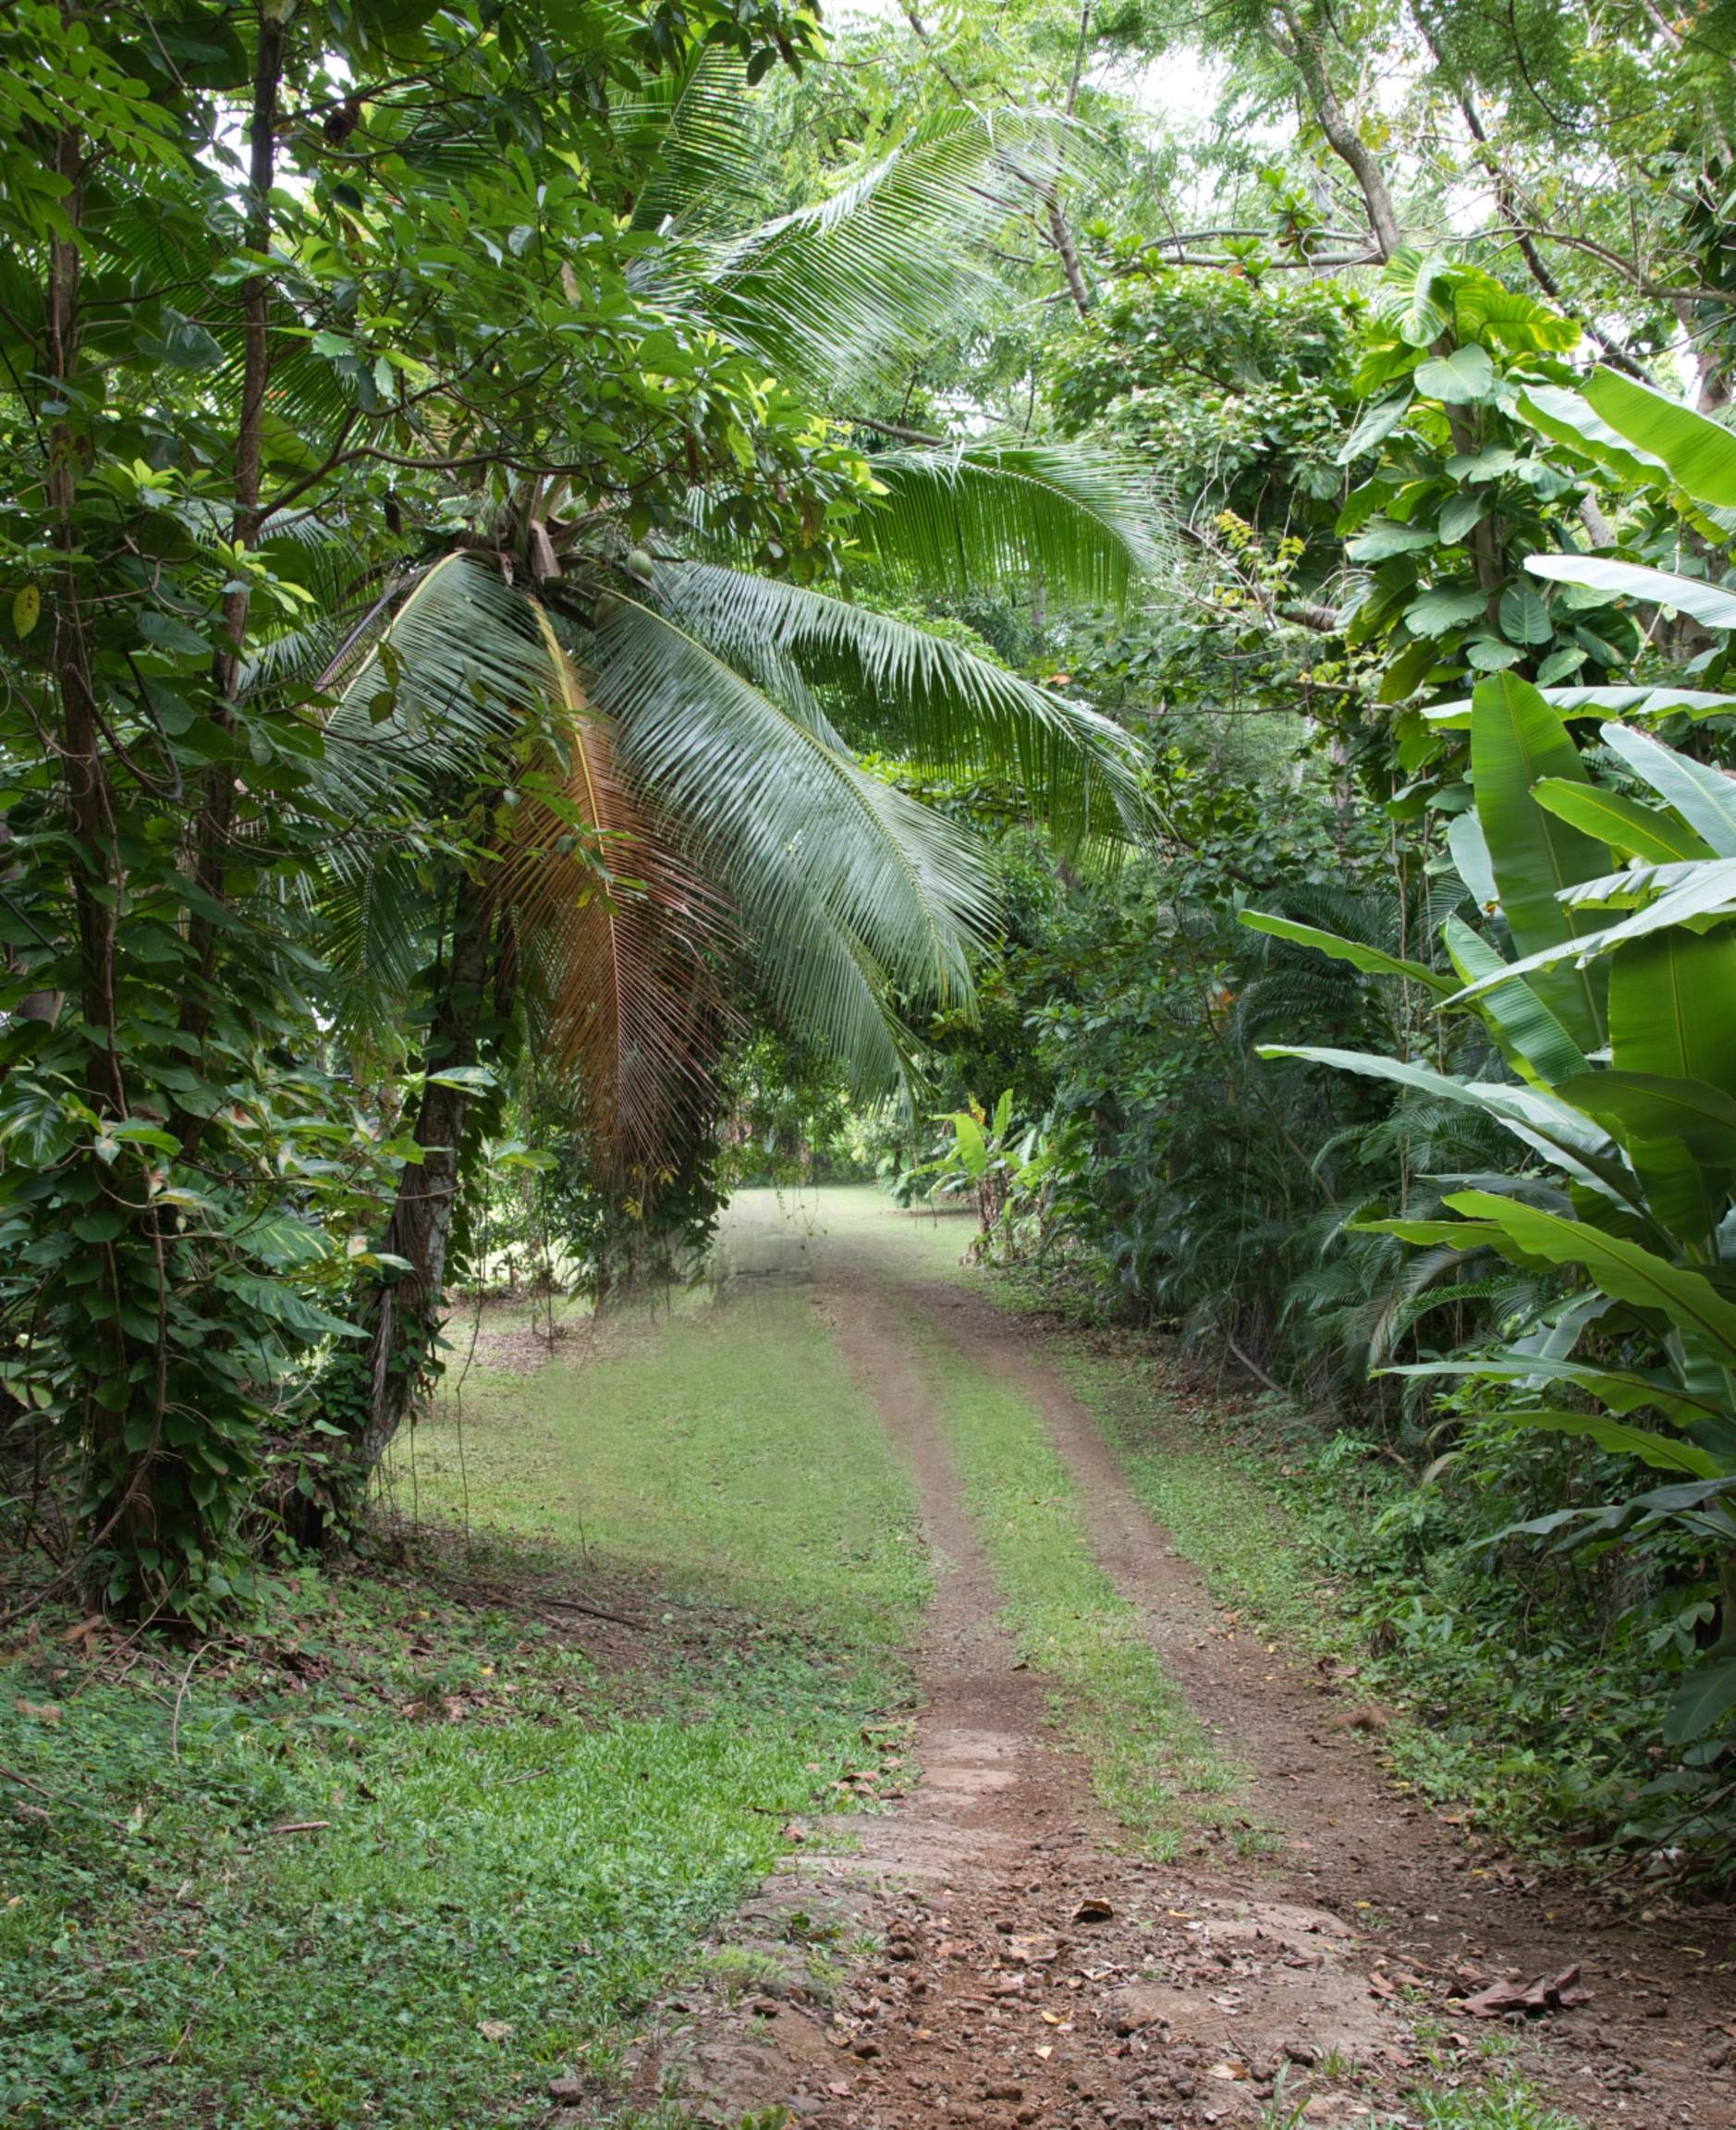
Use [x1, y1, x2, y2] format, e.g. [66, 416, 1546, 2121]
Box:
[625, 1193, 1735, 2130]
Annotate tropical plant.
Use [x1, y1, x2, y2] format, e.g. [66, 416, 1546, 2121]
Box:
[286, 91, 1161, 1516]
[1252, 655, 1736, 1764]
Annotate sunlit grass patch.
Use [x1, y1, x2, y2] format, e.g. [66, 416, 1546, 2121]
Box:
[408, 1265, 929, 1649]
[4, 1245, 929, 2130]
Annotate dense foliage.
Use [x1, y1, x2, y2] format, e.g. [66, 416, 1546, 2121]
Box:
[5, 0, 1736, 1876]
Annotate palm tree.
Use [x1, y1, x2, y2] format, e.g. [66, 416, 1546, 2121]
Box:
[291, 72, 1164, 1505]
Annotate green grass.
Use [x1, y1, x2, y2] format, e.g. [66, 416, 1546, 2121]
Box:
[2, 1244, 929, 2130]
[1052, 1343, 1328, 1650]
[907, 1311, 1260, 1858]
[405, 1267, 928, 1648]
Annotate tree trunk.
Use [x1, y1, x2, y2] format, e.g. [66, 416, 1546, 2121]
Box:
[1276, 4, 1402, 262]
[349, 870, 495, 1496]
[182, 13, 285, 1048]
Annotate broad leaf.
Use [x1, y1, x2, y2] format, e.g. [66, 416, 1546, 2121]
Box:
[1526, 554, 1736, 631]
[1442, 1190, 1736, 1363]
[1470, 673, 1608, 1048]
[1439, 915, 1587, 1087]
[1502, 1408, 1720, 1477]
[1239, 911, 1455, 994]
[1664, 1651, 1736, 1744]
[1530, 780, 1711, 864]
[1600, 721, 1736, 855]
[1583, 368, 1736, 506]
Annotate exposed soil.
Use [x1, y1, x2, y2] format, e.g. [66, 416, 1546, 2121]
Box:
[617, 1215, 1736, 2130]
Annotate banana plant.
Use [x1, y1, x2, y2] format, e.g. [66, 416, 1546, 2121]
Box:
[1244, 361, 1736, 1750]
[1246, 662, 1736, 1749]
[912, 1089, 1025, 1236]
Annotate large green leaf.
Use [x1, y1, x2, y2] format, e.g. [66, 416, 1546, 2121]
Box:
[1239, 911, 1456, 994]
[1583, 367, 1736, 506]
[1469, 673, 1608, 1047]
[1664, 1650, 1736, 1744]
[860, 444, 1165, 611]
[1531, 779, 1712, 863]
[1515, 385, 1670, 487]
[1439, 915, 1587, 1087]
[1385, 1354, 1724, 1424]
[1526, 554, 1736, 631]
[1600, 722, 1736, 855]
[1610, 928, 1736, 1096]
[1414, 345, 1495, 404]
[1449, 857, 1736, 997]
[1443, 1189, 1736, 1362]
[1256, 1047, 1631, 1197]
[1607, 927, 1736, 1240]
[1503, 1408, 1721, 1476]
[1560, 1069, 1736, 1155]
[1424, 683, 1736, 730]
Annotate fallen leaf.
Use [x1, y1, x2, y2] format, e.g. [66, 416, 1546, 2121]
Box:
[1072, 1897, 1114, 1924]
[1462, 1965, 1591, 2019]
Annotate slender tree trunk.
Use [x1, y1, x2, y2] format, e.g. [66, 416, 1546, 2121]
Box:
[1046, 197, 1094, 318]
[350, 871, 495, 1492]
[1275, 3, 1402, 262]
[183, 13, 286, 1046]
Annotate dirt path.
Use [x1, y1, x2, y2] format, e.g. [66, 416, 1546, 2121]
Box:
[624, 1204, 1736, 2130]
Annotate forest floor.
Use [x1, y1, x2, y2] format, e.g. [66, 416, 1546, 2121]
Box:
[597, 1190, 1734, 2130]
[7, 1189, 1734, 2129]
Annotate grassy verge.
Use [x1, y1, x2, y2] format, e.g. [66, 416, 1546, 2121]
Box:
[2, 1275, 924, 2130]
[999, 1307, 1668, 1868]
[907, 1309, 1263, 1860]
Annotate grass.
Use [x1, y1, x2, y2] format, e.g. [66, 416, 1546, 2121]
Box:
[906, 1308, 1261, 1858]
[1, 1232, 928, 2130]
[404, 1260, 928, 1648]
[1038, 1334, 1678, 1858]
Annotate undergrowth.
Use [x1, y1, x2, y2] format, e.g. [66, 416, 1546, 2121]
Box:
[1, 1270, 927, 2130]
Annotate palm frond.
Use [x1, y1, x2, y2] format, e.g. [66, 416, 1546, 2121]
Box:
[651, 562, 1150, 845]
[860, 444, 1168, 609]
[503, 607, 726, 1165]
[681, 108, 1075, 395]
[586, 591, 994, 1092]
[617, 50, 770, 236]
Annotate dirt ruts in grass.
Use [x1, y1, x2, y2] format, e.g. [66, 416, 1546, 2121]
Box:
[621, 1200, 1735, 2130]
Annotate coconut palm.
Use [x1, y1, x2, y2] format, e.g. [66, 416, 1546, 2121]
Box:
[290, 69, 1164, 1499]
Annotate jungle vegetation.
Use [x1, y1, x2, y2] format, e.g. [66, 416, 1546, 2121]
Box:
[5, 0, 1736, 1881]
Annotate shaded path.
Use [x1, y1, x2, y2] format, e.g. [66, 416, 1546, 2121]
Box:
[628, 1194, 1734, 2130]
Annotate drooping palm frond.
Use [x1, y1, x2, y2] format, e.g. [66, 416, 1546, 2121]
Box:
[586, 591, 996, 1091]
[503, 606, 727, 1165]
[317, 554, 551, 820]
[649, 562, 1150, 846]
[859, 445, 1168, 609]
[675, 107, 1077, 395]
